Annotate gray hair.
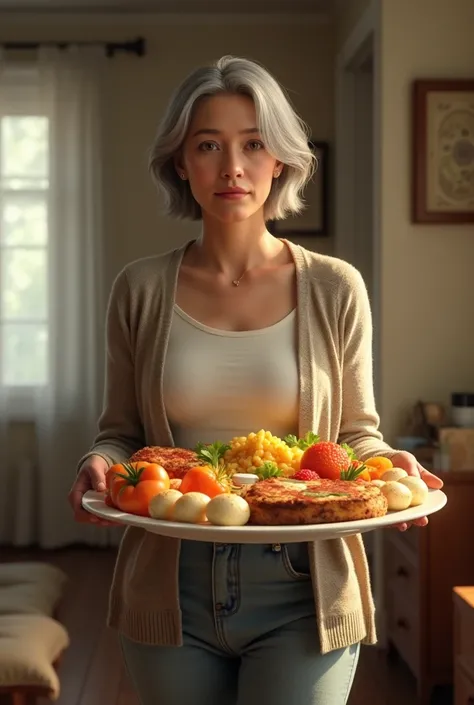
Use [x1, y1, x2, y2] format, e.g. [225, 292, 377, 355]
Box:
[148, 55, 316, 221]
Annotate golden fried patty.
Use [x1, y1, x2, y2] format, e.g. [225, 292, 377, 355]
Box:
[129, 446, 202, 479]
[245, 478, 388, 525]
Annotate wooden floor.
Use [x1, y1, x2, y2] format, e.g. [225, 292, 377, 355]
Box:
[1, 546, 431, 705]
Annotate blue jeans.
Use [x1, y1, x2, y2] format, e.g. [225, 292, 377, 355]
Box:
[120, 540, 360, 705]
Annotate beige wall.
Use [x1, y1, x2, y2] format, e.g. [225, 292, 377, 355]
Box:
[0, 14, 336, 289]
[379, 0, 474, 441]
[335, 0, 372, 50]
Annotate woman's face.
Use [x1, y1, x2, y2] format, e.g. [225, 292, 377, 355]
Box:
[179, 93, 281, 224]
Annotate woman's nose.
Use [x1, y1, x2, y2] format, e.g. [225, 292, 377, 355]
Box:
[220, 151, 244, 179]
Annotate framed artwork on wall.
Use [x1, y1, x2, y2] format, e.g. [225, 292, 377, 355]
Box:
[269, 140, 329, 236]
[412, 79, 474, 223]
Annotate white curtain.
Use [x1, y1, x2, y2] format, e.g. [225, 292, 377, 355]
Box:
[0, 48, 122, 548]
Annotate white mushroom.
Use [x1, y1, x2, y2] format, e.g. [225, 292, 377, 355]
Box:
[380, 481, 412, 511]
[206, 494, 251, 526]
[398, 476, 429, 507]
[172, 492, 211, 523]
[381, 468, 409, 483]
[149, 489, 183, 520]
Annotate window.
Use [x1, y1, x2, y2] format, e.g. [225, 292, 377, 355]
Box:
[0, 78, 50, 388]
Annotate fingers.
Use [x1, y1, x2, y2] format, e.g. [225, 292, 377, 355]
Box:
[389, 516, 429, 531]
[69, 462, 116, 527]
[88, 464, 108, 492]
[418, 466, 444, 489]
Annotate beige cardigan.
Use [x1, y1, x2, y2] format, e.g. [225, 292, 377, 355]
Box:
[79, 239, 397, 654]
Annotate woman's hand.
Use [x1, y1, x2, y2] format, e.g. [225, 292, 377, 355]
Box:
[68, 455, 118, 527]
[388, 451, 444, 532]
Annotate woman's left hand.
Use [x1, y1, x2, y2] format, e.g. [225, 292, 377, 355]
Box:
[388, 451, 444, 532]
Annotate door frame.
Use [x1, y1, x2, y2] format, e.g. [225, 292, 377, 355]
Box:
[335, 0, 387, 648]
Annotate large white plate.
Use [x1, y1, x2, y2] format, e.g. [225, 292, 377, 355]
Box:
[82, 489, 447, 543]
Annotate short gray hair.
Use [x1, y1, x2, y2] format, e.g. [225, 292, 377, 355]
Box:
[148, 55, 316, 221]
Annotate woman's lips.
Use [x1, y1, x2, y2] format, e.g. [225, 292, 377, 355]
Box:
[215, 192, 249, 200]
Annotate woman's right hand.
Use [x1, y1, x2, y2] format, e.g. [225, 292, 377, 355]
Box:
[68, 455, 117, 526]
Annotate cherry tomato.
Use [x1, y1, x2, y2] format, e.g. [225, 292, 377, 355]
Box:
[107, 461, 170, 514]
[180, 466, 227, 498]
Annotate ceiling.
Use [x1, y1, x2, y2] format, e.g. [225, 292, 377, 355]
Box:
[0, 0, 332, 13]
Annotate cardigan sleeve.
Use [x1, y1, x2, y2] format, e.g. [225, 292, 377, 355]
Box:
[77, 268, 145, 470]
[336, 265, 397, 461]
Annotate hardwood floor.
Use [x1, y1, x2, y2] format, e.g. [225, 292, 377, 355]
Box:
[0, 546, 433, 705]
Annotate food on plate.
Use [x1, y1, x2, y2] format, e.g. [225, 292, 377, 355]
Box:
[245, 477, 388, 525]
[232, 473, 259, 487]
[180, 442, 233, 496]
[105, 433, 431, 524]
[380, 481, 412, 510]
[300, 441, 351, 481]
[206, 494, 251, 526]
[113, 463, 170, 515]
[292, 469, 320, 481]
[180, 466, 230, 497]
[343, 460, 371, 482]
[380, 468, 408, 483]
[398, 476, 429, 506]
[129, 446, 203, 479]
[364, 456, 393, 477]
[106, 462, 170, 515]
[254, 461, 285, 480]
[173, 492, 211, 523]
[149, 489, 183, 520]
[223, 430, 316, 477]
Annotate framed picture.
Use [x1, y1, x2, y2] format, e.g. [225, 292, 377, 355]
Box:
[269, 140, 329, 236]
[412, 79, 474, 223]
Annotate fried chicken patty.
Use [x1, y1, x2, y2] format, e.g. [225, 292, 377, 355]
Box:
[245, 478, 388, 525]
[129, 446, 202, 479]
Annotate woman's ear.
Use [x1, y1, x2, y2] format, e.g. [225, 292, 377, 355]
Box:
[273, 161, 283, 178]
[174, 154, 187, 181]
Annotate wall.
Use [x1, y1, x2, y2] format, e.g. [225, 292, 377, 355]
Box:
[335, 0, 372, 51]
[379, 0, 474, 440]
[0, 12, 336, 290]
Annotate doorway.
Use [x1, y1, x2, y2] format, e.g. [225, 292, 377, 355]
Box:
[335, 1, 385, 645]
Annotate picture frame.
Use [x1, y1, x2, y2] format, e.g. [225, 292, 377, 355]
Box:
[412, 79, 474, 223]
[269, 140, 329, 236]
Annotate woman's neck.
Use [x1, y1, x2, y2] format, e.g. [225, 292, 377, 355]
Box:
[190, 215, 285, 279]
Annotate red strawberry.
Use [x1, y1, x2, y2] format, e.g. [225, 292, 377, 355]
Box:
[292, 468, 320, 481]
[300, 441, 351, 481]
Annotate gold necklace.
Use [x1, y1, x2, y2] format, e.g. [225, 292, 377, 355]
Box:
[232, 270, 248, 287]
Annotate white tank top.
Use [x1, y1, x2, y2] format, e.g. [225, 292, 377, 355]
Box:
[163, 304, 299, 449]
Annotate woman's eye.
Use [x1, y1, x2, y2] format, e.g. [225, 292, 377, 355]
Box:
[198, 142, 219, 151]
[247, 140, 264, 151]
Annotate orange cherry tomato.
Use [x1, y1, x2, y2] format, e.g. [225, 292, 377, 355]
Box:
[108, 462, 170, 514]
[180, 466, 227, 498]
[117, 480, 168, 516]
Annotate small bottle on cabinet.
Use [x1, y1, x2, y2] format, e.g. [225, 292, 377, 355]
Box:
[451, 393, 474, 428]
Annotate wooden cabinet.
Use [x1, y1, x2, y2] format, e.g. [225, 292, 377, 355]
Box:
[384, 470, 474, 705]
[453, 587, 474, 705]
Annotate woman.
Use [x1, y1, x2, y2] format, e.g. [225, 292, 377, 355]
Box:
[69, 55, 442, 705]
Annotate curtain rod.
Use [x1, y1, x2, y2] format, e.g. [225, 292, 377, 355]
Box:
[1, 36, 146, 58]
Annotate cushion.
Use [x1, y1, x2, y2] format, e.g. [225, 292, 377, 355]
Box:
[0, 583, 63, 617]
[0, 562, 67, 590]
[0, 614, 69, 698]
[0, 563, 67, 617]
